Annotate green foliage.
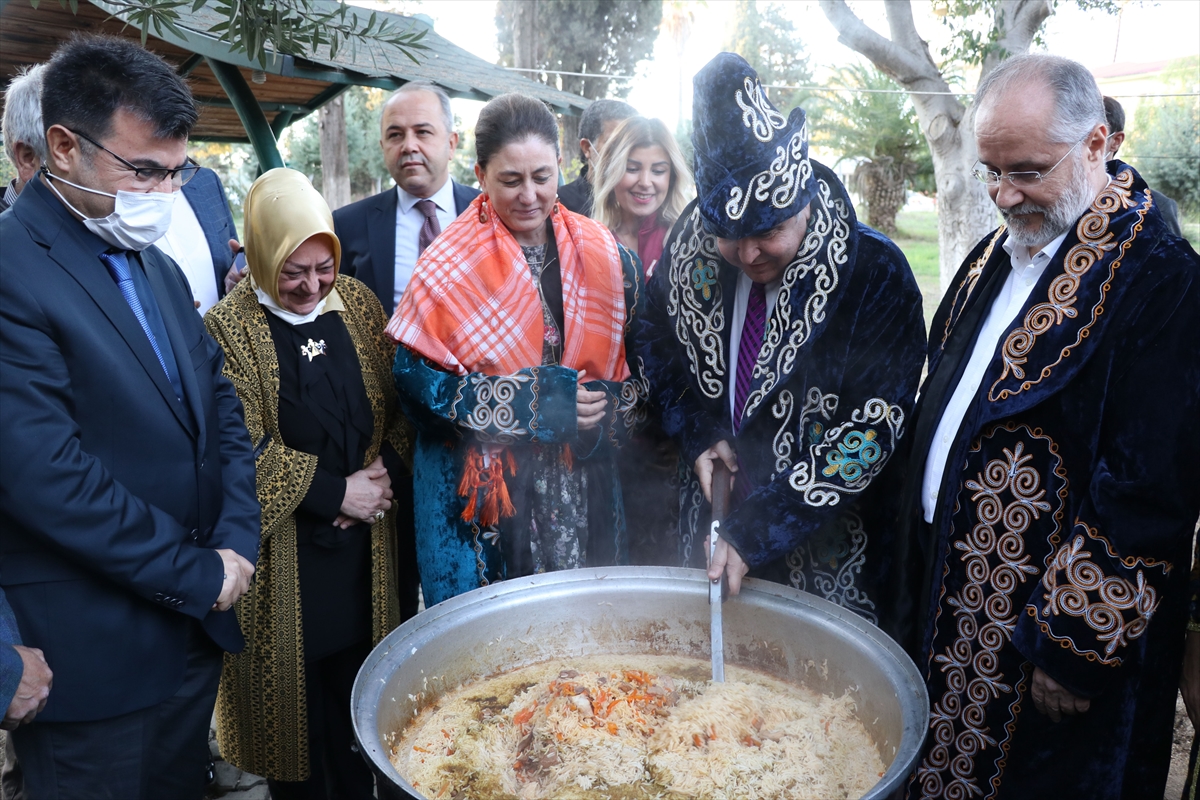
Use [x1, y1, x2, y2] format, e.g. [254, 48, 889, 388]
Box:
[285, 87, 391, 201]
[449, 117, 479, 189]
[813, 64, 932, 191]
[495, 0, 663, 101]
[932, 0, 1118, 67]
[36, 0, 427, 68]
[722, 0, 812, 111]
[1125, 56, 1200, 217]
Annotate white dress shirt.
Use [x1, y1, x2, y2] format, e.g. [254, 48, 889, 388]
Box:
[727, 271, 783, 422]
[155, 192, 219, 315]
[921, 229, 1071, 523]
[393, 179, 457, 309]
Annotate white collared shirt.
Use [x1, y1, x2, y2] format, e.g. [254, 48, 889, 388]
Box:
[920, 229, 1071, 523]
[155, 191, 219, 315]
[393, 178, 457, 309]
[727, 270, 783, 423]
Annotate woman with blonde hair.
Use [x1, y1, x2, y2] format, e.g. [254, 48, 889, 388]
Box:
[591, 116, 693, 277]
[205, 168, 414, 799]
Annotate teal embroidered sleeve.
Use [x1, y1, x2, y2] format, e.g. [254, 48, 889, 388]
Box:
[393, 347, 578, 445]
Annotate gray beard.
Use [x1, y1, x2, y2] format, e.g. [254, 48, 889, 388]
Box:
[1000, 159, 1097, 249]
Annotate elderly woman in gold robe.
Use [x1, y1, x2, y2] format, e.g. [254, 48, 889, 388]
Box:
[205, 168, 413, 798]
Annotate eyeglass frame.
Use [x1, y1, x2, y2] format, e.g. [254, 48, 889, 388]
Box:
[971, 138, 1083, 189]
[67, 127, 200, 188]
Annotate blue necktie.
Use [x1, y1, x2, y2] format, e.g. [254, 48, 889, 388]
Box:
[100, 250, 172, 382]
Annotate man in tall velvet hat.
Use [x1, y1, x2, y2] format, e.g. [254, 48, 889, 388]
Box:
[898, 54, 1200, 799]
[639, 53, 926, 632]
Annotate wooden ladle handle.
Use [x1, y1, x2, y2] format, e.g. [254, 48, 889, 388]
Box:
[711, 459, 732, 525]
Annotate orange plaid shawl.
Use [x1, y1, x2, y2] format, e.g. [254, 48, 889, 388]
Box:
[385, 195, 630, 527]
[386, 194, 628, 381]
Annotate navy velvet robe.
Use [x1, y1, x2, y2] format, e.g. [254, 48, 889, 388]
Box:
[905, 162, 1200, 799]
[639, 161, 927, 629]
[393, 246, 647, 607]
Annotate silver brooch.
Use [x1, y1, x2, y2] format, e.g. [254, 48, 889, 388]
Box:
[301, 338, 327, 362]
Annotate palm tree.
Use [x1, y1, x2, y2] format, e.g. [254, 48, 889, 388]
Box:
[814, 64, 931, 236]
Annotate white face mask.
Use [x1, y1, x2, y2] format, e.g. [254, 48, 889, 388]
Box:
[42, 168, 177, 251]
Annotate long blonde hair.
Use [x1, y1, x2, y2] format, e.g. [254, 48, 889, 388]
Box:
[592, 116, 693, 233]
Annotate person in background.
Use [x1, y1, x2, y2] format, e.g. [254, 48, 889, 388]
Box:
[557, 98, 636, 217]
[590, 115, 693, 566]
[335, 80, 479, 316]
[206, 168, 413, 799]
[0, 35, 259, 799]
[335, 81, 478, 616]
[900, 54, 1200, 799]
[591, 115, 692, 278]
[1102, 94, 1184, 238]
[0, 64, 46, 212]
[640, 53, 926, 618]
[387, 92, 647, 606]
[155, 162, 241, 314]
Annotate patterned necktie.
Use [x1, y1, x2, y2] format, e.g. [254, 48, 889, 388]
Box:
[100, 250, 171, 381]
[415, 198, 441, 255]
[733, 281, 767, 433]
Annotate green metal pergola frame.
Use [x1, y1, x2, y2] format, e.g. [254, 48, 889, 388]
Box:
[0, 0, 590, 171]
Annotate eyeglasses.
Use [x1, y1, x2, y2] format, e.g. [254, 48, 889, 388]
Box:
[69, 128, 200, 188]
[971, 139, 1081, 188]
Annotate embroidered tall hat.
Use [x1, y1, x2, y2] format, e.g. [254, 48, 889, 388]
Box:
[692, 52, 815, 240]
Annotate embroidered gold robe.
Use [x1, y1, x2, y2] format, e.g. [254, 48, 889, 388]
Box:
[204, 275, 411, 781]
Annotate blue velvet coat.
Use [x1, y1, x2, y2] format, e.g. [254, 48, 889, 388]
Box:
[393, 246, 647, 607]
[639, 162, 927, 629]
[906, 163, 1200, 799]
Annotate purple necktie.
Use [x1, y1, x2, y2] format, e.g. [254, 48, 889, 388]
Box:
[733, 281, 767, 433]
[416, 198, 441, 255]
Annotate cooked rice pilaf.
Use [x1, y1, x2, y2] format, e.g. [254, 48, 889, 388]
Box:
[392, 655, 884, 799]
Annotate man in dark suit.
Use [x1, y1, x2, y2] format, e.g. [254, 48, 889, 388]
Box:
[334, 80, 478, 316]
[157, 164, 241, 313]
[334, 82, 475, 623]
[0, 35, 259, 800]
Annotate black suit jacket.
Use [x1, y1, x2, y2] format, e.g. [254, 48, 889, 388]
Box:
[333, 181, 479, 314]
[180, 166, 239, 299]
[0, 176, 260, 722]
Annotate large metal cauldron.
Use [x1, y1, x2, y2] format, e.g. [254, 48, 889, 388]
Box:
[352, 567, 928, 799]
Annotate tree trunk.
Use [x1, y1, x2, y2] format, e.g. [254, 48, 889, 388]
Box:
[819, 0, 1049, 292]
[512, 0, 538, 72]
[853, 158, 906, 236]
[318, 95, 351, 211]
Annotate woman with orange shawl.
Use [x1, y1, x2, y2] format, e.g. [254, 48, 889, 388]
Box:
[386, 93, 646, 606]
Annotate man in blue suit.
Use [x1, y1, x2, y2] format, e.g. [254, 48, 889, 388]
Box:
[0, 35, 259, 800]
[334, 80, 478, 316]
[333, 81, 476, 621]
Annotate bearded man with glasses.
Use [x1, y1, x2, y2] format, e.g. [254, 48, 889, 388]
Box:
[893, 53, 1200, 799]
[0, 35, 259, 800]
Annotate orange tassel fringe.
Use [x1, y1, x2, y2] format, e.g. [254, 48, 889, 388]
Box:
[458, 447, 517, 527]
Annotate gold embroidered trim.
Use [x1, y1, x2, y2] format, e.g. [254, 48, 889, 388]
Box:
[987, 170, 1144, 402]
[1036, 522, 1162, 665]
[917, 424, 1068, 799]
[941, 227, 1006, 348]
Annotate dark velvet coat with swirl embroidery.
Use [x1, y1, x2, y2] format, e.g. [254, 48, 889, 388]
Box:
[639, 161, 927, 630]
[901, 162, 1200, 800]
